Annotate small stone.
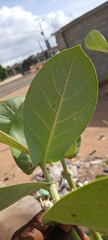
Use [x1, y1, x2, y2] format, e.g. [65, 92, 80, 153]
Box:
[59, 188, 69, 197]
[59, 177, 68, 190]
[98, 135, 105, 140]
[69, 165, 78, 178]
[76, 164, 80, 168]
[4, 177, 9, 181]
[91, 159, 102, 165]
[77, 182, 83, 187]
[49, 163, 63, 180]
[83, 180, 89, 185]
[34, 169, 45, 182]
[0, 182, 4, 187]
[84, 157, 90, 162]
[35, 175, 45, 182]
[103, 169, 108, 173]
[89, 150, 96, 156]
[84, 163, 90, 168]
[34, 190, 41, 200]
[42, 200, 54, 211]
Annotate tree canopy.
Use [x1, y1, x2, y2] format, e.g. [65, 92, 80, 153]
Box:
[0, 65, 8, 81]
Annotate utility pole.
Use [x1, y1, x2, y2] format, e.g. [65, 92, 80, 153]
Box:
[34, 17, 51, 52]
[35, 17, 46, 42]
[37, 39, 43, 52]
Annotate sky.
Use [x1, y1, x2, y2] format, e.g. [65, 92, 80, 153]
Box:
[0, 0, 107, 67]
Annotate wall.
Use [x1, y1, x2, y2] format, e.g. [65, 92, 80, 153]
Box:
[55, 2, 108, 84]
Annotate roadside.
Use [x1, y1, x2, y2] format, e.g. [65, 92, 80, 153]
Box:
[0, 72, 36, 96]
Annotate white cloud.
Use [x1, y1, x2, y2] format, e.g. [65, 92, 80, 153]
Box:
[47, 10, 72, 30]
[2, 1, 100, 67]
[0, 5, 74, 67]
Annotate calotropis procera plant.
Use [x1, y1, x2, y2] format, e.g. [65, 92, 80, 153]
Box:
[0, 39, 107, 239]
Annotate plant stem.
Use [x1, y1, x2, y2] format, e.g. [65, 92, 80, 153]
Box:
[61, 159, 102, 240]
[61, 158, 76, 190]
[89, 229, 103, 240]
[40, 163, 60, 202]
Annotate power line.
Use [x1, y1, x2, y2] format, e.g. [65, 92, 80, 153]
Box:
[0, 28, 54, 38]
[0, 33, 53, 51]
[0, 41, 43, 51]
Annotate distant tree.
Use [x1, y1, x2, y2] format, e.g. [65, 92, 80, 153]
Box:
[0, 65, 8, 81]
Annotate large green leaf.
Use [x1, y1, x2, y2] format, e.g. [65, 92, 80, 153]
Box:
[42, 177, 108, 234]
[10, 103, 35, 174]
[85, 30, 108, 53]
[23, 45, 98, 166]
[0, 96, 25, 134]
[0, 130, 28, 154]
[0, 182, 52, 211]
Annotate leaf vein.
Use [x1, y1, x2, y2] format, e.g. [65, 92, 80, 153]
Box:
[57, 96, 93, 124]
[38, 84, 56, 113]
[62, 72, 92, 102]
[53, 126, 78, 139]
[25, 120, 46, 148]
[43, 49, 78, 163]
[29, 103, 51, 130]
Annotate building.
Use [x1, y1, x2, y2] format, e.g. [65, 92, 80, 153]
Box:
[52, 2, 108, 84]
[6, 46, 59, 77]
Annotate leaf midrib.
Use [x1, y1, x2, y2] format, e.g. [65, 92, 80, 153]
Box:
[43, 49, 78, 163]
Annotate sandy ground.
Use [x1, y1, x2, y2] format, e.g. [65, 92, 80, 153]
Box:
[0, 82, 108, 186]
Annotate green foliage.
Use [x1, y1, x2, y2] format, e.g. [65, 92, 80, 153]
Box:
[23, 45, 98, 166]
[0, 130, 28, 153]
[64, 136, 81, 159]
[10, 103, 35, 174]
[0, 45, 98, 192]
[0, 43, 103, 238]
[0, 182, 52, 211]
[0, 96, 25, 134]
[85, 30, 108, 53]
[42, 177, 108, 234]
[0, 65, 8, 81]
[0, 96, 34, 174]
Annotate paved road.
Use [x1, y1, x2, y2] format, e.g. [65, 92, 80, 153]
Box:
[0, 73, 36, 97]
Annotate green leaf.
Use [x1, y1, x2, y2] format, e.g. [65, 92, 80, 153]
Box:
[42, 177, 108, 234]
[0, 96, 25, 134]
[64, 136, 81, 159]
[0, 182, 52, 211]
[0, 130, 28, 154]
[10, 103, 35, 174]
[23, 45, 98, 166]
[85, 30, 108, 53]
